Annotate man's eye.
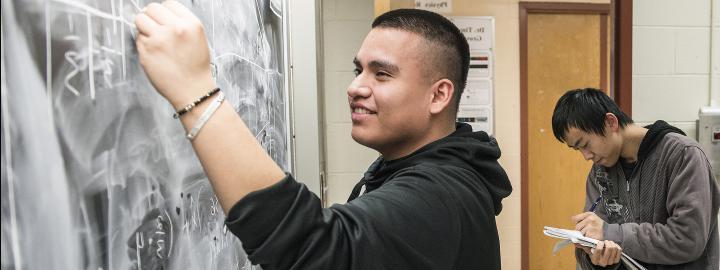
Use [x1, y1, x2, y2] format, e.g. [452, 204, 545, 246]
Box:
[376, 71, 389, 77]
[353, 68, 362, 76]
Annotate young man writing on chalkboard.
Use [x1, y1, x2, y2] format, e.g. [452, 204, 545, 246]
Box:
[135, 1, 512, 269]
[551, 88, 719, 269]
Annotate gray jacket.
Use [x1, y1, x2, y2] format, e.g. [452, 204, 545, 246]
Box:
[577, 132, 720, 270]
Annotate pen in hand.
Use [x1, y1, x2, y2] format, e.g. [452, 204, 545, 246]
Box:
[588, 196, 602, 212]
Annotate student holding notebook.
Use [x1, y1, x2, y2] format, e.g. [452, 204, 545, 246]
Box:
[551, 88, 719, 269]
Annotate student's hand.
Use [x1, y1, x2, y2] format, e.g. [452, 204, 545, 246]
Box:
[579, 240, 622, 267]
[134, 1, 216, 110]
[572, 212, 604, 240]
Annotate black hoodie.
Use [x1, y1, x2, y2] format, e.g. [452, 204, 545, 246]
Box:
[225, 123, 513, 269]
[620, 120, 687, 178]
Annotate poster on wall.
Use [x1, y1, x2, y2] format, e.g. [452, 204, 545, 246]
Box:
[469, 50, 492, 78]
[449, 16, 493, 51]
[457, 79, 493, 134]
[449, 16, 495, 135]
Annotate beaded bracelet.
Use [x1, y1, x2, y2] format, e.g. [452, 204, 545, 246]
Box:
[172, 87, 221, 119]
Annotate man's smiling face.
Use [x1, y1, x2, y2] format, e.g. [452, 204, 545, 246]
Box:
[347, 28, 437, 158]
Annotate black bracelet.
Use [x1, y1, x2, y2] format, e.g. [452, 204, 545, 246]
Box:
[172, 87, 221, 119]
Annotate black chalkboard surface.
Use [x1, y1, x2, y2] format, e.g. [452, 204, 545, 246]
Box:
[1, 0, 289, 269]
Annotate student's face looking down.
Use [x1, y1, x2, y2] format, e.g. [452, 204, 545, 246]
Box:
[562, 115, 624, 167]
[348, 28, 448, 157]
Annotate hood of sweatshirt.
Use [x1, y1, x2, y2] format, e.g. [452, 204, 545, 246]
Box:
[348, 122, 513, 215]
[638, 120, 686, 162]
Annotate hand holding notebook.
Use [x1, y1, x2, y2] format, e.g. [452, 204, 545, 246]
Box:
[543, 226, 647, 270]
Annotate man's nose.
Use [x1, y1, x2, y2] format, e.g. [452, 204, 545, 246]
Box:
[580, 149, 593, 161]
[347, 77, 371, 99]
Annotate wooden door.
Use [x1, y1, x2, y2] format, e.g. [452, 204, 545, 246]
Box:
[521, 3, 611, 270]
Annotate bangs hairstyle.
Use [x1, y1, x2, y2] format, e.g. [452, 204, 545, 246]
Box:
[372, 9, 470, 113]
[551, 88, 633, 142]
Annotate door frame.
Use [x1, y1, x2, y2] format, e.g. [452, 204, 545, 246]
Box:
[612, 0, 633, 115]
[519, 2, 631, 270]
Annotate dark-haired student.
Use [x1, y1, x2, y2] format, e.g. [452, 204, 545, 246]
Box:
[133, 1, 512, 269]
[551, 88, 719, 269]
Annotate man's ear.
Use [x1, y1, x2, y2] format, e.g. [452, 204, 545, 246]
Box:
[429, 78, 454, 115]
[604, 113, 620, 132]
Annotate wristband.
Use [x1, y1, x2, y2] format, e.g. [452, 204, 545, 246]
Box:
[186, 91, 225, 140]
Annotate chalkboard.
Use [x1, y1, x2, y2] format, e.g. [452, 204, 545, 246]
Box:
[0, 0, 291, 269]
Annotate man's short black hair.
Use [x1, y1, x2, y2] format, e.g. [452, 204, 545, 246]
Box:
[372, 9, 470, 115]
[551, 88, 633, 142]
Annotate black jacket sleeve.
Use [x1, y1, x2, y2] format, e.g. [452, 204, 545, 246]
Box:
[225, 172, 463, 270]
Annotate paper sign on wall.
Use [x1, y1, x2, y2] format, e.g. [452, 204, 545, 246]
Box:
[457, 106, 493, 135]
[461, 79, 492, 106]
[415, 0, 452, 13]
[449, 16, 495, 135]
[468, 50, 492, 78]
[449, 17, 493, 51]
[457, 79, 493, 133]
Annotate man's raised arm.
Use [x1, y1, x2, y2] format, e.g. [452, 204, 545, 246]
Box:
[134, 1, 285, 213]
